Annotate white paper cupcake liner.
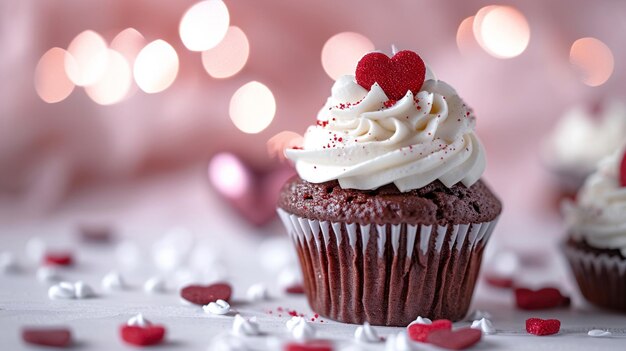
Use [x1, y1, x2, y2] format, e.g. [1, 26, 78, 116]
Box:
[277, 208, 499, 326]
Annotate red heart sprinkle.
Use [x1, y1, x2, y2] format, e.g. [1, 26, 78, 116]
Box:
[22, 327, 72, 347]
[355, 50, 426, 100]
[120, 325, 166, 346]
[485, 275, 514, 289]
[619, 152, 626, 186]
[407, 319, 452, 342]
[285, 284, 306, 294]
[515, 287, 570, 310]
[284, 340, 334, 351]
[526, 318, 560, 336]
[79, 225, 114, 243]
[180, 283, 232, 305]
[44, 252, 73, 266]
[426, 328, 482, 350]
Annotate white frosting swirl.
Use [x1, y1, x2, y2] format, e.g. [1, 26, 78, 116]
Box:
[544, 100, 626, 173]
[564, 149, 626, 255]
[285, 75, 485, 191]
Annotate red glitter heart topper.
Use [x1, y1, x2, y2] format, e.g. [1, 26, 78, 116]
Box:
[619, 151, 626, 187]
[355, 50, 426, 100]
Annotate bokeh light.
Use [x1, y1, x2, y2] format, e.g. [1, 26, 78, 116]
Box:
[267, 131, 304, 160]
[474, 6, 530, 59]
[34, 48, 76, 103]
[85, 49, 132, 105]
[110, 28, 146, 65]
[570, 37, 614, 87]
[321, 32, 375, 80]
[456, 16, 477, 55]
[473, 5, 499, 53]
[65, 30, 109, 86]
[208, 152, 250, 198]
[179, 0, 230, 52]
[201, 26, 249, 79]
[133, 40, 179, 94]
[229, 81, 276, 134]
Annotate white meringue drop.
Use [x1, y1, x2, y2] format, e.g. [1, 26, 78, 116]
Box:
[204, 299, 231, 315]
[74, 281, 95, 298]
[127, 313, 152, 327]
[355, 322, 381, 343]
[246, 283, 269, 302]
[471, 318, 495, 334]
[588, 329, 612, 337]
[101, 271, 127, 291]
[232, 314, 260, 336]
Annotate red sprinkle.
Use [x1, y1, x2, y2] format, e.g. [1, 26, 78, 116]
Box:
[526, 318, 561, 336]
[44, 252, 73, 266]
[22, 327, 72, 347]
[120, 325, 166, 346]
[284, 340, 334, 351]
[285, 284, 306, 294]
[79, 225, 113, 243]
[485, 275, 514, 289]
[426, 328, 482, 350]
[515, 287, 570, 310]
[407, 319, 452, 342]
[180, 283, 232, 305]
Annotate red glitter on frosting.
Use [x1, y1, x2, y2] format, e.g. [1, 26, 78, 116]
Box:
[383, 99, 397, 108]
[317, 120, 329, 127]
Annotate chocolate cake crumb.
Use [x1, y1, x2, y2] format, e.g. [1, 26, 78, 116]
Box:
[278, 177, 502, 225]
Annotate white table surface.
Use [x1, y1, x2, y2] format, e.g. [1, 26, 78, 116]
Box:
[1, 165, 626, 350]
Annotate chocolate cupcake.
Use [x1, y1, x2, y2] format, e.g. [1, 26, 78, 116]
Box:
[277, 49, 502, 326]
[562, 148, 626, 312]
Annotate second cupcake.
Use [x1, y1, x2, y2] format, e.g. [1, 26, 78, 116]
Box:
[563, 146, 626, 312]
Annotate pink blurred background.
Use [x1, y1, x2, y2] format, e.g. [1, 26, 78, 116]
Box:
[0, 0, 624, 227]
